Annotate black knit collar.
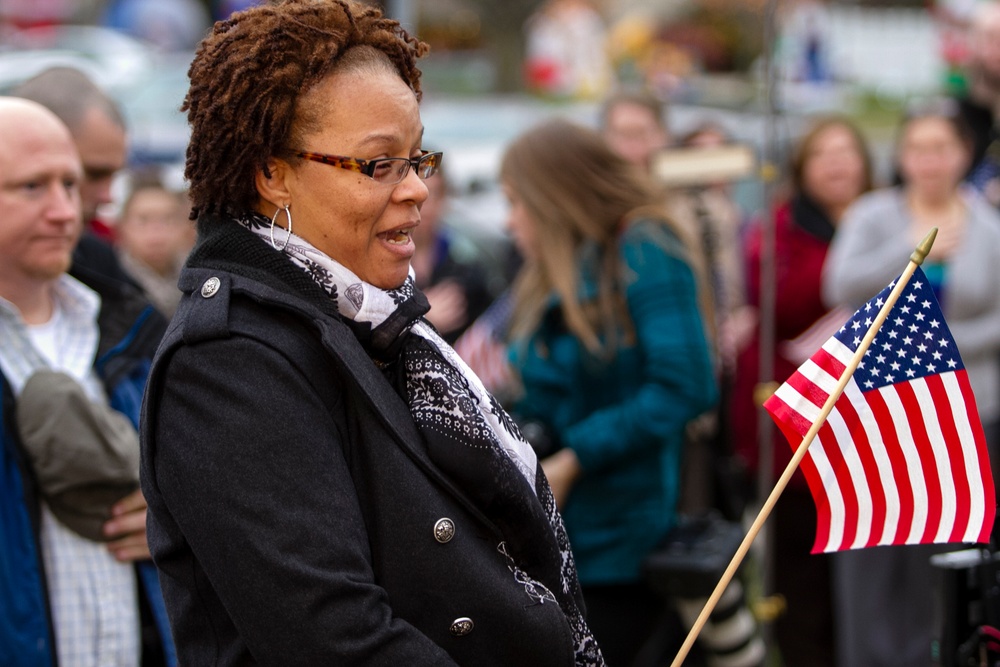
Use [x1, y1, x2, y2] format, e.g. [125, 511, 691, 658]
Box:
[790, 193, 836, 243]
[185, 214, 340, 319]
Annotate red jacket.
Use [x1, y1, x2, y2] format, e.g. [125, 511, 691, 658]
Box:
[731, 200, 833, 484]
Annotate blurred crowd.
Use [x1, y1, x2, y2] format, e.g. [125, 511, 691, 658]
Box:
[0, 0, 253, 49]
[5, 0, 1000, 666]
[452, 3, 1000, 665]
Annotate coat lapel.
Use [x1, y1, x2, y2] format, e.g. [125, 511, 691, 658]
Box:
[185, 219, 503, 535]
[313, 317, 502, 535]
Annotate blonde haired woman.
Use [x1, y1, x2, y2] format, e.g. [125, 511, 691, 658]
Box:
[502, 119, 718, 665]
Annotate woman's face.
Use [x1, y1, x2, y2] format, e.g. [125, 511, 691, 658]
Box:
[272, 68, 428, 289]
[602, 102, 668, 171]
[503, 183, 538, 262]
[801, 124, 867, 215]
[412, 173, 446, 247]
[898, 116, 970, 199]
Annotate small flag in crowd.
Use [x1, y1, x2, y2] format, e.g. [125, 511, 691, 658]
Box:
[764, 267, 995, 553]
[453, 291, 515, 396]
[778, 305, 855, 366]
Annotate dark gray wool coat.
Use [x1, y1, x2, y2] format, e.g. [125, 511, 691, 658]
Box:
[139, 217, 583, 666]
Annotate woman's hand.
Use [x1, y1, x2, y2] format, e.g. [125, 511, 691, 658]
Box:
[719, 305, 757, 371]
[541, 448, 582, 509]
[103, 489, 151, 562]
[914, 221, 964, 263]
[423, 280, 469, 335]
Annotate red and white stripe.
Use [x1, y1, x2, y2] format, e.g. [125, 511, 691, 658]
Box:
[778, 306, 856, 366]
[765, 336, 995, 553]
[453, 321, 514, 396]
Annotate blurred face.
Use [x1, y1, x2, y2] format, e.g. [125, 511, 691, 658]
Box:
[602, 102, 669, 171]
[73, 107, 127, 222]
[972, 9, 1000, 87]
[270, 68, 428, 289]
[503, 183, 537, 261]
[413, 172, 446, 247]
[801, 124, 867, 216]
[0, 106, 82, 293]
[117, 187, 191, 275]
[898, 116, 969, 200]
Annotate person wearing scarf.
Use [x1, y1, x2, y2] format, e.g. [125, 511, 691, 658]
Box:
[138, 2, 602, 665]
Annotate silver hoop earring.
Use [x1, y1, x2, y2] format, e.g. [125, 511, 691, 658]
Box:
[270, 205, 292, 252]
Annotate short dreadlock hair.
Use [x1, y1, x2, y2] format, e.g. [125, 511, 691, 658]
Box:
[182, 0, 429, 220]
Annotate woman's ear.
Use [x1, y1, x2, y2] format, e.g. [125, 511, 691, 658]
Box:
[255, 158, 292, 212]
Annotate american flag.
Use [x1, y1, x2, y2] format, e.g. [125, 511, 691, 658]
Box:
[452, 291, 515, 396]
[764, 267, 996, 553]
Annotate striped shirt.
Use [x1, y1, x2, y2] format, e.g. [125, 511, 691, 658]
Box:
[0, 275, 140, 667]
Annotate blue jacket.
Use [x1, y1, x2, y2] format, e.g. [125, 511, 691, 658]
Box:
[0, 261, 174, 667]
[511, 220, 718, 585]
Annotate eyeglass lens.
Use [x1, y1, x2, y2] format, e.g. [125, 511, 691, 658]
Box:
[372, 155, 439, 184]
[372, 160, 408, 183]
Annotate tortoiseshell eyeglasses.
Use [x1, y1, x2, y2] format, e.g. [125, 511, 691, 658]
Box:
[294, 150, 443, 185]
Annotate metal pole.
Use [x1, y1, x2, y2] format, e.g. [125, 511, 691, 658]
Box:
[383, 0, 416, 33]
[755, 0, 782, 656]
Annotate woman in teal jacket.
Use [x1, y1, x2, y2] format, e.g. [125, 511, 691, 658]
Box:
[502, 120, 718, 665]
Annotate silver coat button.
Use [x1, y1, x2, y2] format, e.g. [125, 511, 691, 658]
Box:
[449, 617, 474, 637]
[433, 518, 455, 544]
[201, 277, 221, 298]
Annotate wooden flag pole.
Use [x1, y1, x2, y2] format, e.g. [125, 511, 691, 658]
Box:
[668, 229, 938, 667]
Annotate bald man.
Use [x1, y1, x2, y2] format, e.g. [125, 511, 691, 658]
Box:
[0, 98, 172, 666]
[12, 67, 127, 230]
[12, 67, 142, 291]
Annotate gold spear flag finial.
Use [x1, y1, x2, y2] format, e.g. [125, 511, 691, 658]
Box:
[910, 227, 938, 265]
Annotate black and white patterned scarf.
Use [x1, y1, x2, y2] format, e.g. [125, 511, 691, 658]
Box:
[238, 213, 603, 665]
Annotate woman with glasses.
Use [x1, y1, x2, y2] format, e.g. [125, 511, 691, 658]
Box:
[138, 2, 603, 665]
[823, 101, 1000, 667]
